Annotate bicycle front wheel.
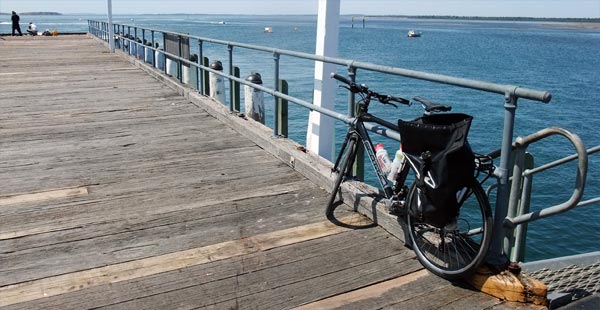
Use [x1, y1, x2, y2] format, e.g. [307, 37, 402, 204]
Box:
[325, 135, 358, 216]
[406, 181, 492, 280]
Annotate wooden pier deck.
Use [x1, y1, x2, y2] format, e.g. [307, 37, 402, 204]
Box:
[0, 35, 538, 309]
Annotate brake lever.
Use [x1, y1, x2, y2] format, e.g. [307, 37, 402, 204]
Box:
[378, 95, 398, 108]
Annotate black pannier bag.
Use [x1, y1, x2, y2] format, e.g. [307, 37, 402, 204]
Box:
[398, 113, 475, 227]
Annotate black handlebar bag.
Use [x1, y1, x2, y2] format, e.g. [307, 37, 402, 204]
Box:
[398, 113, 475, 227]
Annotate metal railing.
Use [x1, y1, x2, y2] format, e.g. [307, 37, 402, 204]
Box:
[88, 20, 597, 265]
[504, 138, 599, 262]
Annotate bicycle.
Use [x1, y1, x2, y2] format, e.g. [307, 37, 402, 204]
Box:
[325, 73, 494, 280]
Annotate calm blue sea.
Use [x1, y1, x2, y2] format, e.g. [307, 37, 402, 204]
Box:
[2, 14, 599, 262]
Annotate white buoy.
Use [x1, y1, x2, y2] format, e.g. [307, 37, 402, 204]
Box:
[209, 61, 226, 104]
[244, 72, 264, 124]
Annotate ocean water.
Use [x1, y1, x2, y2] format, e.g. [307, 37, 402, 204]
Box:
[2, 14, 599, 262]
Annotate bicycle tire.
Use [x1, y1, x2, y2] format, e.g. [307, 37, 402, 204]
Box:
[325, 135, 358, 216]
[406, 181, 492, 280]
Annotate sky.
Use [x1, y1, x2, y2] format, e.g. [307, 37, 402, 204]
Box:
[1, 0, 599, 18]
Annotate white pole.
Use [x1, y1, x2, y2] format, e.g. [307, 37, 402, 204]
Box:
[107, 0, 115, 53]
[306, 0, 340, 161]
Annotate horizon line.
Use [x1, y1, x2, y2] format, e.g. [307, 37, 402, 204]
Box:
[1, 12, 599, 20]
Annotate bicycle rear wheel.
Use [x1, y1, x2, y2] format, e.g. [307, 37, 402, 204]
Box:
[406, 181, 492, 280]
[325, 135, 358, 216]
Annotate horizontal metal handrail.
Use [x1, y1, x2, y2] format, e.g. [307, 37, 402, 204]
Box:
[526, 145, 599, 176]
[98, 21, 551, 103]
[503, 127, 589, 228]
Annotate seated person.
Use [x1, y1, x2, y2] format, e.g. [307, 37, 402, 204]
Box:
[27, 22, 38, 35]
[42, 29, 52, 36]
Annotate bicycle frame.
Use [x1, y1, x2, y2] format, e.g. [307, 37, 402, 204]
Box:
[334, 112, 402, 200]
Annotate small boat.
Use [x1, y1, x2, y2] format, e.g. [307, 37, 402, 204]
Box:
[264, 27, 273, 33]
[407, 30, 421, 38]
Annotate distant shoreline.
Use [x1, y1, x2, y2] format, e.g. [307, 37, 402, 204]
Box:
[0, 12, 61, 16]
[542, 23, 600, 29]
[1, 12, 598, 24]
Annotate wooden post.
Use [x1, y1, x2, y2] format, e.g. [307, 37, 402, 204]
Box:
[277, 80, 289, 137]
[467, 265, 547, 306]
[244, 72, 265, 124]
[209, 61, 226, 104]
[183, 54, 198, 90]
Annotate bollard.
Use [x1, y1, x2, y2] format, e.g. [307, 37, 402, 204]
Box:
[154, 44, 165, 71]
[244, 72, 265, 124]
[209, 61, 226, 104]
[144, 43, 154, 65]
[166, 57, 179, 78]
[182, 54, 199, 90]
[128, 37, 135, 55]
[136, 39, 143, 60]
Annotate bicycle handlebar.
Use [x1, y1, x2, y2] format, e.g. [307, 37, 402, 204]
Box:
[330, 73, 410, 106]
[331, 72, 352, 85]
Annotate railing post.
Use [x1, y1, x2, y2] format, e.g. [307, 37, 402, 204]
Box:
[228, 44, 234, 112]
[504, 142, 527, 257]
[141, 29, 146, 61]
[348, 66, 364, 180]
[273, 52, 281, 137]
[134, 27, 138, 57]
[198, 40, 204, 95]
[151, 30, 155, 50]
[127, 26, 131, 55]
[511, 153, 534, 262]
[178, 35, 183, 84]
[489, 92, 518, 267]
[202, 56, 210, 96]
[233, 66, 241, 111]
[277, 79, 289, 138]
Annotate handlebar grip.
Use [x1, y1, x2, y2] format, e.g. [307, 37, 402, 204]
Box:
[330, 72, 352, 85]
[389, 96, 410, 105]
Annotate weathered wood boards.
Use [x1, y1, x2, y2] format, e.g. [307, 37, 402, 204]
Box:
[0, 35, 542, 309]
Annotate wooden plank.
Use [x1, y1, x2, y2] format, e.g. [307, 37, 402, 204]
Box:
[0, 179, 329, 286]
[292, 269, 430, 310]
[88, 230, 418, 310]
[0, 187, 88, 208]
[0, 214, 366, 307]
[0, 229, 390, 310]
[0, 180, 315, 251]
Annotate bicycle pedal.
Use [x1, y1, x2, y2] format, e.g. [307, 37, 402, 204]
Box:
[388, 200, 406, 216]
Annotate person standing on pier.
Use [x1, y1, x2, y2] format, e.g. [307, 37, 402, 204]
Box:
[11, 11, 23, 36]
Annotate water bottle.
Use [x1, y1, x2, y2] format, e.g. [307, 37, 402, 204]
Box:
[375, 143, 392, 175]
[387, 145, 406, 182]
